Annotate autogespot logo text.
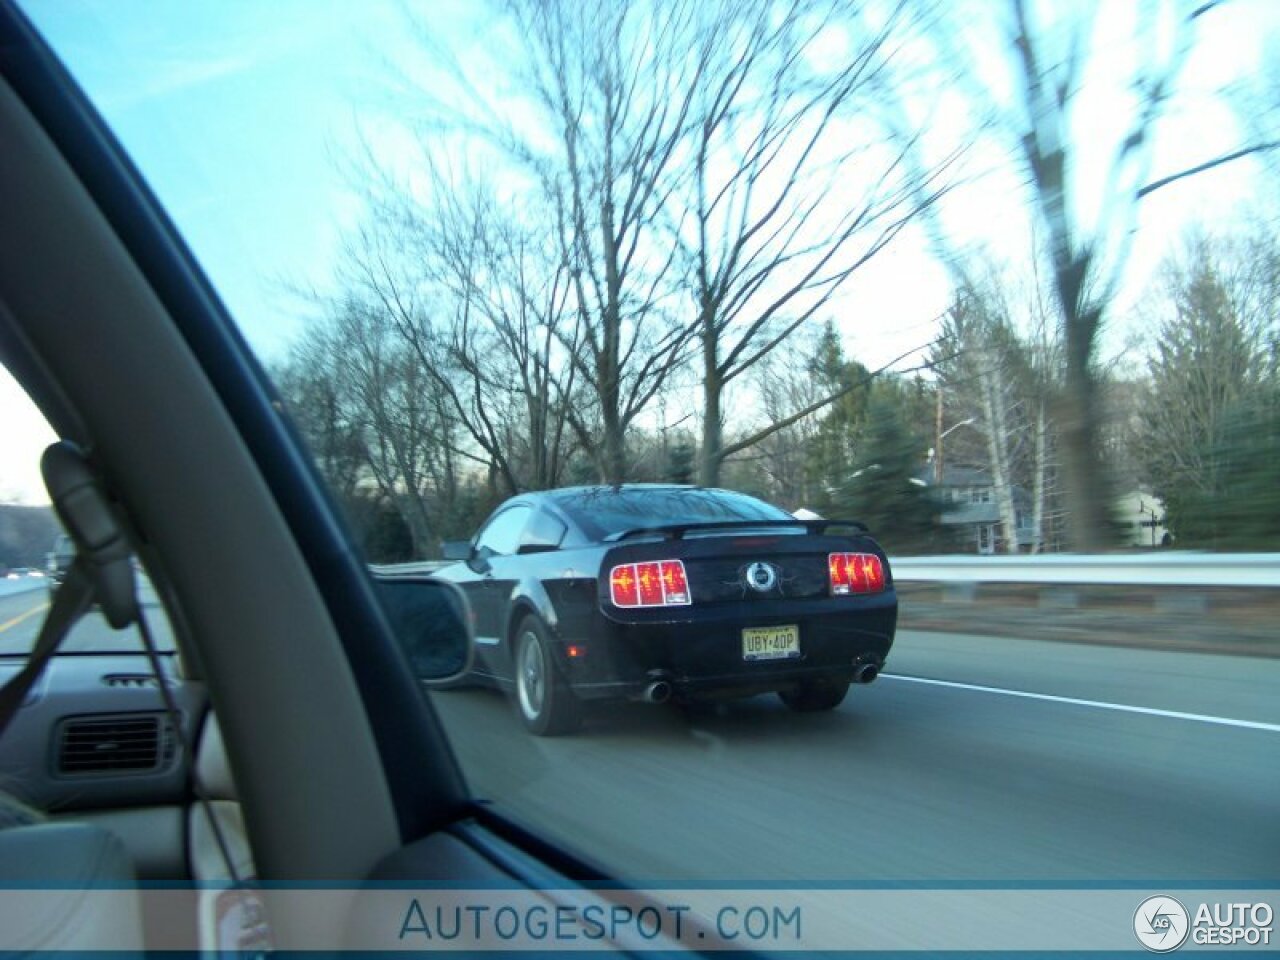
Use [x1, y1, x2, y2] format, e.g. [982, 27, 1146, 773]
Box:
[1134, 896, 1190, 952]
[1134, 896, 1275, 951]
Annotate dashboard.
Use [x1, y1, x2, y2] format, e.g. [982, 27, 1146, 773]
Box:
[0, 652, 203, 812]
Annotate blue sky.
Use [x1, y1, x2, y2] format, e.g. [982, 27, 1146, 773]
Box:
[3, 0, 1278, 504]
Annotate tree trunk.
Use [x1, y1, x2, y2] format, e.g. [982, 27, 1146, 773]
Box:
[978, 359, 1020, 554]
[1030, 399, 1047, 553]
[398, 492, 434, 560]
[698, 388, 722, 488]
[600, 403, 626, 484]
[698, 314, 722, 487]
[1058, 339, 1114, 551]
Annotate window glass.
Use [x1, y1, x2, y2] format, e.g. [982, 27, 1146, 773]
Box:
[0, 366, 176, 655]
[521, 510, 566, 551]
[20, 0, 1279, 901]
[475, 506, 531, 557]
[554, 488, 792, 540]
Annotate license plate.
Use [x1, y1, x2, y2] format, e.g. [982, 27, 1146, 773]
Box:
[742, 624, 800, 661]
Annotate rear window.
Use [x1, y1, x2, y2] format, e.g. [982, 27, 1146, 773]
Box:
[554, 488, 793, 540]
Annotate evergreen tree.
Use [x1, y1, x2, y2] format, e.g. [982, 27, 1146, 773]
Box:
[804, 322, 871, 505]
[826, 386, 942, 554]
[1141, 243, 1272, 547]
[666, 442, 695, 485]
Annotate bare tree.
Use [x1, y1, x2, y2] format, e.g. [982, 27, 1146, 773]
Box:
[415, 174, 581, 493]
[1021, 270, 1064, 553]
[273, 331, 368, 508]
[274, 298, 465, 557]
[678, 0, 957, 485]
[747, 329, 829, 506]
[912, 0, 1259, 548]
[335, 163, 584, 498]
[507, 0, 706, 482]
[935, 288, 1030, 554]
[1004, 0, 1232, 549]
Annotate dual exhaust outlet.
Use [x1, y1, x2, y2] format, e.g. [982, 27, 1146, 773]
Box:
[641, 678, 673, 704]
[638, 661, 879, 704]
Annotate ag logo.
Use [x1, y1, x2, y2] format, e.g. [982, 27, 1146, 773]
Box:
[744, 562, 778, 593]
[1134, 896, 1190, 952]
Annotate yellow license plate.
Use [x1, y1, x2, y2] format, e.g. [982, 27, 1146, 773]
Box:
[741, 624, 800, 661]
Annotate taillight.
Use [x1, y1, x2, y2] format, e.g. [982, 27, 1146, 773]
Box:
[609, 560, 692, 607]
[828, 552, 886, 595]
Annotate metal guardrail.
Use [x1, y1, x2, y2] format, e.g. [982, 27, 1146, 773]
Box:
[889, 554, 1280, 588]
[370, 554, 1280, 588]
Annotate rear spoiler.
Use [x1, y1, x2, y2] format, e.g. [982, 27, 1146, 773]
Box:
[605, 518, 869, 542]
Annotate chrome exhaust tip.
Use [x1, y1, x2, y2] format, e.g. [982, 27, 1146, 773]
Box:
[854, 663, 879, 684]
[643, 680, 673, 704]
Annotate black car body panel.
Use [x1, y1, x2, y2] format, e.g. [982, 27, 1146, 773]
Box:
[435, 485, 898, 704]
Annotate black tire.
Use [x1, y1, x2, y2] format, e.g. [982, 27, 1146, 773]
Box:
[512, 615, 580, 735]
[778, 681, 849, 712]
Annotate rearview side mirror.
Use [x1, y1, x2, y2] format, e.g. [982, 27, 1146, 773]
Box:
[373, 575, 474, 686]
[440, 540, 473, 562]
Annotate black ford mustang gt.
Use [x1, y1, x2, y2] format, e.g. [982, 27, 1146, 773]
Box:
[434, 485, 897, 734]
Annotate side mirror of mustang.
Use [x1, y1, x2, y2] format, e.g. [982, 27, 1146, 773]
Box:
[440, 539, 473, 562]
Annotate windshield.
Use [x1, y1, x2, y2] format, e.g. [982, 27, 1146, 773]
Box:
[0, 376, 177, 656]
[13, 0, 1278, 911]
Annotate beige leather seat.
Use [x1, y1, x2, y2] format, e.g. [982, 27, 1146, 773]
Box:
[0, 820, 145, 954]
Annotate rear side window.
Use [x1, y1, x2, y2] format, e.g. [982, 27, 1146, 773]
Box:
[555, 488, 792, 540]
[475, 505, 532, 557]
[521, 510, 567, 552]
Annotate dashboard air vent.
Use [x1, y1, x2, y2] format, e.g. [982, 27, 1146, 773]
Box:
[57, 714, 174, 775]
[101, 674, 159, 689]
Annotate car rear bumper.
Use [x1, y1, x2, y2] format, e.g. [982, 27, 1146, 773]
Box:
[557, 594, 897, 701]
[569, 660, 884, 702]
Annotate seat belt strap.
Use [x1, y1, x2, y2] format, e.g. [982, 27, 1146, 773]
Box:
[0, 558, 95, 736]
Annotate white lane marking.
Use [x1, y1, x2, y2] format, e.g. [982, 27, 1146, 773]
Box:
[883, 674, 1280, 734]
[474, 636, 501, 646]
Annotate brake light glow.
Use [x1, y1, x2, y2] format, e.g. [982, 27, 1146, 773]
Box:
[610, 565, 639, 606]
[828, 552, 886, 595]
[659, 560, 689, 603]
[609, 560, 691, 607]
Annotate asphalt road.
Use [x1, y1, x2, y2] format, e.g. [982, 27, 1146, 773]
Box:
[431, 629, 1280, 886]
[0, 582, 171, 655]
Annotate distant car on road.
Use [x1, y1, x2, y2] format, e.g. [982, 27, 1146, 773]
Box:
[434, 485, 897, 734]
[45, 534, 73, 594]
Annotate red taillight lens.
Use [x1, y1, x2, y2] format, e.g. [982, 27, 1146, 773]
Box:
[828, 552, 886, 595]
[635, 562, 664, 605]
[828, 553, 848, 592]
[609, 560, 692, 607]
[659, 561, 689, 604]
[610, 565, 639, 606]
